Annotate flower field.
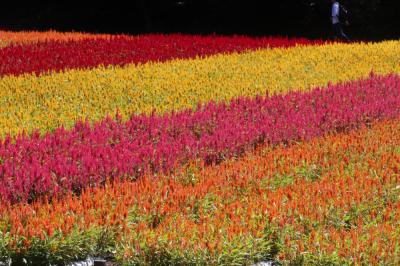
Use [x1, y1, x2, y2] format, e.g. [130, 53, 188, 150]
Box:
[0, 31, 399, 265]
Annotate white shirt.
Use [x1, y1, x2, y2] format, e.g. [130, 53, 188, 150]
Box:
[332, 2, 340, 24]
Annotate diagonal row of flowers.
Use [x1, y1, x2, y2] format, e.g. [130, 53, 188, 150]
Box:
[0, 35, 324, 77]
[1, 73, 399, 204]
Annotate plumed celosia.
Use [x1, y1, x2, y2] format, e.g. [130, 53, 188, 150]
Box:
[1, 41, 400, 138]
[0, 34, 323, 77]
[0, 73, 399, 203]
[1, 119, 399, 265]
[0, 30, 114, 46]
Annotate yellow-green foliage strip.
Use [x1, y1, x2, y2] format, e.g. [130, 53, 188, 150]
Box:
[1, 41, 400, 138]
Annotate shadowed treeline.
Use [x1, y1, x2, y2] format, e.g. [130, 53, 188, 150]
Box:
[0, 1, 399, 40]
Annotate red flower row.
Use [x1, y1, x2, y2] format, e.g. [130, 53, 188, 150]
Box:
[0, 34, 325, 77]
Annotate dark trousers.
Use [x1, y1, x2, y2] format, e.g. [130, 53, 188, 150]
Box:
[333, 23, 350, 41]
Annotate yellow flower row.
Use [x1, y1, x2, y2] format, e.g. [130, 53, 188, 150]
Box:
[1, 41, 400, 138]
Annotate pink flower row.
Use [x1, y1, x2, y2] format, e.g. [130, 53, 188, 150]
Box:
[0, 73, 399, 204]
[0, 34, 324, 77]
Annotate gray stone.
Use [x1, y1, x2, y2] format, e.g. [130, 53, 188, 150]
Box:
[252, 261, 274, 266]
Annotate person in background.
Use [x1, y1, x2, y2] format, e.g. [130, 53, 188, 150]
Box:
[331, 0, 350, 41]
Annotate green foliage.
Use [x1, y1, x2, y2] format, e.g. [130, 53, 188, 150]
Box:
[0, 226, 118, 266]
[116, 221, 280, 266]
[289, 253, 353, 266]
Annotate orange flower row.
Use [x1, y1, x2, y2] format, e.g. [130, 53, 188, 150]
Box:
[0, 119, 399, 264]
[0, 30, 113, 46]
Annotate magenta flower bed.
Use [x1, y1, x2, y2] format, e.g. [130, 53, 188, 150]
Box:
[0, 34, 324, 77]
[0, 73, 399, 203]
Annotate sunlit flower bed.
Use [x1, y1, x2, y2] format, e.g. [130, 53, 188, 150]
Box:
[0, 40, 399, 138]
[0, 31, 399, 265]
[2, 120, 399, 265]
[0, 34, 321, 77]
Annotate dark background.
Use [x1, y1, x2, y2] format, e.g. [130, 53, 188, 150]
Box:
[0, 0, 399, 40]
